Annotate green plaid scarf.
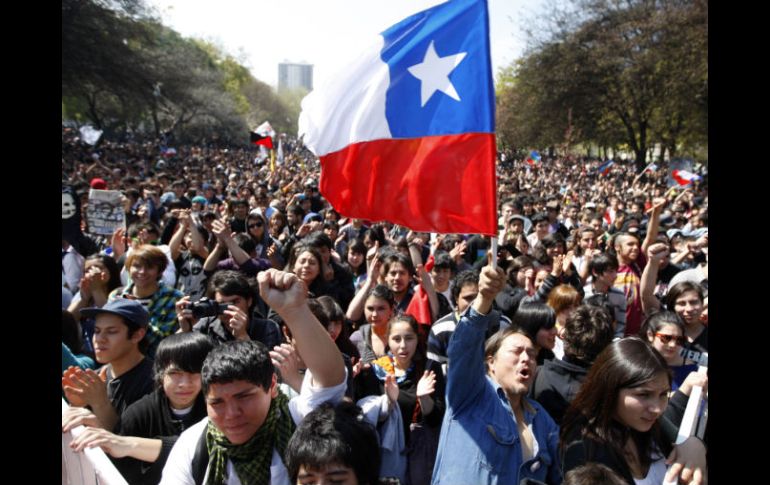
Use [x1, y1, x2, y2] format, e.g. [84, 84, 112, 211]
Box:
[205, 391, 294, 485]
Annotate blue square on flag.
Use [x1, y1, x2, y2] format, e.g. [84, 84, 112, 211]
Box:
[381, 0, 495, 137]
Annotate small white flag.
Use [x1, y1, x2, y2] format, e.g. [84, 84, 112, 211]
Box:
[79, 125, 103, 146]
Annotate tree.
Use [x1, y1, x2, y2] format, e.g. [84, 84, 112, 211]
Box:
[62, 0, 295, 144]
[496, 0, 707, 170]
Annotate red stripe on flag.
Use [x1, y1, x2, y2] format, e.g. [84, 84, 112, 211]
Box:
[252, 137, 274, 149]
[319, 134, 497, 235]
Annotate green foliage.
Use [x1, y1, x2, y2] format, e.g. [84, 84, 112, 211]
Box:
[496, 0, 707, 169]
[62, 0, 295, 143]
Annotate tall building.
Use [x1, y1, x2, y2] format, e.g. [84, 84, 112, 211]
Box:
[278, 62, 313, 91]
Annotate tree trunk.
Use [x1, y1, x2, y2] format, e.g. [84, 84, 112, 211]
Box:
[634, 122, 648, 172]
[667, 142, 677, 161]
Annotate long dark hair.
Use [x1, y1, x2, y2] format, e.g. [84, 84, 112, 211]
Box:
[639, 311, 686, 340]
[561, 338, 671, 474]
[386, 314, 426, 377]
[532, 233, 566, 266]
[345, 238, 368, 277]
[286, 244, 327, 296]
[316, 295, 360, 359]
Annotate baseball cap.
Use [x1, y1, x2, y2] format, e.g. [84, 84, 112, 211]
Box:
[507, 214, 533, 235]
[80, 299, 149, 329]
[90, 178, 107, 190]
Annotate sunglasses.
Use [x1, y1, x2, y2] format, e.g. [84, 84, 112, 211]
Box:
[247, 222, 263, 229]
[655, 333, 687, 346]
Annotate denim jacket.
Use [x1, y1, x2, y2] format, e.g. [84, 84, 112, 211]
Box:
[431, 306, 562, 485]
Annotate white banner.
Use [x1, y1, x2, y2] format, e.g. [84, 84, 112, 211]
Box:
[87, 189, 125, 236]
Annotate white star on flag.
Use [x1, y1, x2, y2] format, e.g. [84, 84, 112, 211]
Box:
[407, 40, 467, 107]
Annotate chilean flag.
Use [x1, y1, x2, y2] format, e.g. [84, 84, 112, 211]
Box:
[671, 169, 702, 186]
[299, 0, 497, 235]
[597, 159, 614, 176]
[525, 150, 541, 166]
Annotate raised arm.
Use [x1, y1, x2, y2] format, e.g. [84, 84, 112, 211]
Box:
[445, 258, 505, 412]
[642, 197, 667, 254]
[640, 242, 667, 315]
[346, 244, 381, 321]
[203, 241, 226, 272]
[408, 235, 439, 320]
[258, 269, 345, 388]
[187, 214, 209, 260]
[577, 249, 597, 284]
[211, 219, 251, 266]
[168, 212, 189, 261]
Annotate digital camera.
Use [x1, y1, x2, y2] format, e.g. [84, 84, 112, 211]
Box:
[190, 297, 229, 319]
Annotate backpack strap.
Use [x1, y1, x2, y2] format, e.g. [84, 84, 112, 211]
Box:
[191, 427, 209, 485]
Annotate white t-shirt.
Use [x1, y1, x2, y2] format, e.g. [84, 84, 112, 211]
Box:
[553, 336, 565, 360]
[634, 457, 667, 485]
[160, 369, 347, 485]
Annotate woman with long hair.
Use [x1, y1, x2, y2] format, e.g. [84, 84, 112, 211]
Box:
[247, 210, 283, 268]
[353, 314, 445, 485]
[344, 238, 369, 291]
[349, 284, 396, 363]
[268, 210, 289, 244]
[561, 338, 707, 484]
[285, 244, 332, 299]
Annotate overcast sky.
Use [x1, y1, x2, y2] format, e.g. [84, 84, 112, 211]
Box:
[146, 0, 547, 88]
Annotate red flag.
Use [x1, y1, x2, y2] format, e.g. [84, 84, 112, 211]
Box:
[603, 208, 613, 226]
[250, 132, 274, 149]
[405, 255, 435, 327]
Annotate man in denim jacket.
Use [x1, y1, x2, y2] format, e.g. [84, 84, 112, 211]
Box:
[431, 259, 562, 484]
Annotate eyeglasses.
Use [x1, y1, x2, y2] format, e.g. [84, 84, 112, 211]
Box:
[655, 333, 686, 346]
[247, 222, 263, 229]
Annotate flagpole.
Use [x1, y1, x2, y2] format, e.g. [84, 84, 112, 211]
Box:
[632, 161, 655, 185]
[490, 238, 498, 270]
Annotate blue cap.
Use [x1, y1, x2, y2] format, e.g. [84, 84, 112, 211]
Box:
[192, 196, 207, 205]
[201, 183, 213, 190]
[303, 212, 323, 224]
[80, 298, 150, 329]
[160, 191, 177, 205]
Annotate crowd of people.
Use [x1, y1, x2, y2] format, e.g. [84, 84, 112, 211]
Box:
[62, 128, 708, 484]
